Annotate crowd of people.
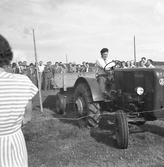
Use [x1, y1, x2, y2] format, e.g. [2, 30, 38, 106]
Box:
[5, 56, 155, 91]
[7, 61, 96, 90]
[115, 57, 155, 68]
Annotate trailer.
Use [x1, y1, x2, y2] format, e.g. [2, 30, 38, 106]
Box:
[52, 71, 95, 99]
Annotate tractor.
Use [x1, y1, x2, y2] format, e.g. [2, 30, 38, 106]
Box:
[54, 62, 164, 149]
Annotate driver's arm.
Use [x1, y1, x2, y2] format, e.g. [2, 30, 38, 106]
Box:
[96, 59, 106, 68]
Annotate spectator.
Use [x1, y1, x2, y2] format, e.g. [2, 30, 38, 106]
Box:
[22, 61, 28, 75]
[147, 59, 155, 68]
[88, 63, 96, 72]
[53, 62, 61, 74]
[126, 61, 131, 68]
[85, 62, 90, 72]
[67, 62, 72, 73]
[115, 60, 122, 68]
[38, 61, 45, 88]
[139, 60, 146, 68]
[130, 60, 136, 68]
[81, 62, 86, 72]
[141, 57, 146, 66]
[121, 61, 127, 68]
[81, 65, 86, 72]
[27, 63, 37, 86]
[43, 61, 53, 90]
[17, 61, 23, 74]
[59, 63, 67, 73]
[63, 63, 68, 73]
[38, 61, 45, 73]
[76, 64, 82, 72]
[70, 62, 77, 73]
[12, 62, 19, 73]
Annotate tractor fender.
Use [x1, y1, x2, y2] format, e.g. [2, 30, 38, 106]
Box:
[74, 77, 104, 102]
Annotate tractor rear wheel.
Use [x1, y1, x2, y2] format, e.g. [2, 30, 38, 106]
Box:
[74, 83, 100, 129]
[115, 110, 129, 149]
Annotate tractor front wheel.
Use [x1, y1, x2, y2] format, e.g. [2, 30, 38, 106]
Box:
[115, 110, 129, 149]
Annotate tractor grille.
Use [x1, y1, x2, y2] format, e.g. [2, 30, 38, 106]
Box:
[123, 72, 133, 92]
[145, 74, 153, 92]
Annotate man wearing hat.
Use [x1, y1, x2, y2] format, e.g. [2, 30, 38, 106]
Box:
[96, 48, 113, 96]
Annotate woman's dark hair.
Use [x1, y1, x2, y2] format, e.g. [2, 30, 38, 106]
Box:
[0, 34, 13, 67]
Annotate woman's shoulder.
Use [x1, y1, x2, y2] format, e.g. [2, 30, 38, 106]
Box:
[0, 72, 38, 90]
[13, 73, 30, 79]
[11, 73, 34, 84]
[0, 72, 28, 80]
[13, 73, 38, 91]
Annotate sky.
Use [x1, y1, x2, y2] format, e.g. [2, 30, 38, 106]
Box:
[0, 0, 164, 64]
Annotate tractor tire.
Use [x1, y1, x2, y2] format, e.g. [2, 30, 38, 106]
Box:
[115, 110, 129, 149]
[55, 93, 66, 115]
[74, 83, 100, 129]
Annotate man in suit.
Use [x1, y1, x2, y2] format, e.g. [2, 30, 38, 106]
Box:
[17, 61, 23, 74]
[43, 61, 53, 91]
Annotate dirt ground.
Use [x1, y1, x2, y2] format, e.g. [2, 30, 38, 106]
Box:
[23, 90, 164, 167]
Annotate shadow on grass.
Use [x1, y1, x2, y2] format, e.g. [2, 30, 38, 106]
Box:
[139, 123, 164, 137]
[43, 95, 57, 109]
[34, 90, 58, 110]
[127, 120, 164, 139]
[51, 103, 78, 127]
[128, 123, 145, 135]
[91, 118, 118, 149]
[52, 106, 118, 148]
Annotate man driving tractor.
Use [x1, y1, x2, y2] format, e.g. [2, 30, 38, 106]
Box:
[96, 48, 115, 98]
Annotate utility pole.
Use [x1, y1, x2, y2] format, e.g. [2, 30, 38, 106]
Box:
[66, 54, 68, 64]
[134, 36, 137, 66]
[32, 29, 43, 112]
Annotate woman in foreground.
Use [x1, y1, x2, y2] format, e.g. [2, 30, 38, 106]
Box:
[0, 34, 38, 167]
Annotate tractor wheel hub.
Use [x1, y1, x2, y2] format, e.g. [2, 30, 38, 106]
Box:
[75, 97, 85, 115]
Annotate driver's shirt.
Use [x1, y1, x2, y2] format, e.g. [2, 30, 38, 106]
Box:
[96, 57, 112, 75]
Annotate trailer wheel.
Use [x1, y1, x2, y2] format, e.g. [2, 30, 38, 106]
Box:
[115, 110, 129, 149]
[74, 83, 100, 129]
[55, 93, 66, 115]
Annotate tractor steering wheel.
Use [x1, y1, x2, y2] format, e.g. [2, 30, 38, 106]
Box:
[104, 61, 117, 74]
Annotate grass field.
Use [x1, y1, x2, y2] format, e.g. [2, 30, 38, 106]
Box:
[23, 91, 164, 167]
